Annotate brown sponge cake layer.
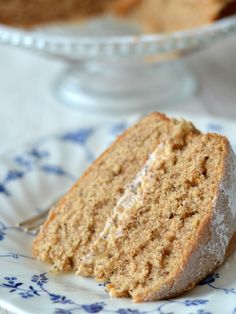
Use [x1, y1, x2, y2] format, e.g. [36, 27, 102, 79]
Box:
[33, 113, 183, 275]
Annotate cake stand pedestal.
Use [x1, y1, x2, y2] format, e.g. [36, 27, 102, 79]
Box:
[0, 16, 235, 113]
[55, 60, 196, 113]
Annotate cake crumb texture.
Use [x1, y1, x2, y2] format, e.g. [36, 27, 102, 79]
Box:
[92, 125, 236, 302]
[33, 113, 184, 275]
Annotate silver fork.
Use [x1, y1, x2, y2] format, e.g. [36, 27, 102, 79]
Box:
[16, 208, 49, 233]
[16, 198, 59, 233]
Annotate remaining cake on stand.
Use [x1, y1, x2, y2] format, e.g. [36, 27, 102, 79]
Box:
[0, 0, 235, 32]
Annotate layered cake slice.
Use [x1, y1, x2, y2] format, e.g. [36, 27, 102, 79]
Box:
[33, 113, 236, 302]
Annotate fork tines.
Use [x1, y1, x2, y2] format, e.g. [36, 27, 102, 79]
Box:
[17, 208, 49, 232]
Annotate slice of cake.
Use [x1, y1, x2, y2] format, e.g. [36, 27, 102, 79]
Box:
[33, 113, 236, 302]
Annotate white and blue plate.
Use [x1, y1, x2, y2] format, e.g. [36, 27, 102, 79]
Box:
[0, 114, 236, 314]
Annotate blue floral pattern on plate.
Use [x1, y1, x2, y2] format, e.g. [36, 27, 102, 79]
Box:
[0, 115, 236, 314]
[0, 273, 211, 314]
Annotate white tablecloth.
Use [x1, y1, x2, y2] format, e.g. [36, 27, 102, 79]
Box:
[0, 34, 236, 313]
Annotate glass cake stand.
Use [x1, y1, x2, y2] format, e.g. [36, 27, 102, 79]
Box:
[0, 15, 236, 112]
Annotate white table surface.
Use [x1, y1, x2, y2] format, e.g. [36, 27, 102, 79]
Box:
[0, 34, 236, 313]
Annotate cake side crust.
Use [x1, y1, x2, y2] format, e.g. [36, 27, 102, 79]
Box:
[134, 137, 236, 302]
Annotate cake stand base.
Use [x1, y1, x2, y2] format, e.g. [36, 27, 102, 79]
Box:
[55, 60, 197, 113]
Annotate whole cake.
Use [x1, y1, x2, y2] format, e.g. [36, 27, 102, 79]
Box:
[33, 113, 236, 302]
[0, 0, 236, 32]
